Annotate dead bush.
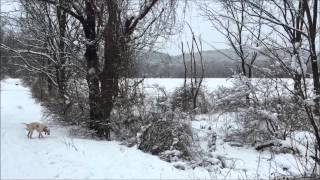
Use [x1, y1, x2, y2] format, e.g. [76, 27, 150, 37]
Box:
[138, 120, 193, 161]
[171, 85, 210, 114]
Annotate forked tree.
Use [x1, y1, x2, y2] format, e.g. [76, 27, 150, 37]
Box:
[34, 0, 178, 139]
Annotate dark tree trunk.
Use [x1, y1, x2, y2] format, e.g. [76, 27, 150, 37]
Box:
[47, 61, 54, 95]
[84, 44, 102, 121]
[181, 43, 188, 112]
[309, 24, 320, 117]
[82, 1, 104, 136]
[245, 64, 252, 105]
[310, 44, 320, 94]
[99, 27, 118, 139]
[99, 0, 122, 140]
[310, 52, 320, 112]
[56, 0, 67, 99]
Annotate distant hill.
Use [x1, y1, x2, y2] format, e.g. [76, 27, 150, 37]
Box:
[134, 49, 311, 78]
[134, 49, 250, 78]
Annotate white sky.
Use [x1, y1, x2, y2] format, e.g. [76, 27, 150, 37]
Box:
[0, 0, 227, 56]
[2, 1, 319, 56]
[157, 1, 228, 55]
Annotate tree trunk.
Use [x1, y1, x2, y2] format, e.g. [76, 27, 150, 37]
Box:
[83, 1, 104, 137]
[85, 43, 103, 130]
[56, 0, 67, 99]
[47, 61, 54, 95]
[99, 0, 122, 140]
[100, 26, 118, 139]
[310, 32, 320, 118]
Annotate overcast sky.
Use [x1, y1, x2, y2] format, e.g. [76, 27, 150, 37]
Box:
[0, 1, 228, 56]
[156, 2, 228, 55]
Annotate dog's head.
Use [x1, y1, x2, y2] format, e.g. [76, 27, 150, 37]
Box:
[43, 126, 50, 135]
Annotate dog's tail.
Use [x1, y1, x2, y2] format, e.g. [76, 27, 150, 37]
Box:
[21, 123, 29, 129]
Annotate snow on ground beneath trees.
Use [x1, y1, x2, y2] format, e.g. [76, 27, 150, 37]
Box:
[1, 79, 209, 179]
[192, 114, 314, 179]
[1, 78, 311, 179]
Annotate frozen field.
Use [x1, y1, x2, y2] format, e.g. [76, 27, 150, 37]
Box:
[1, 78, 311, 179]
[141, 78, 311, 95]
[142, 78, 233, 93]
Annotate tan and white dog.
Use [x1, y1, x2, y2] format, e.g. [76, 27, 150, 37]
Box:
[23, 122, 50, 138]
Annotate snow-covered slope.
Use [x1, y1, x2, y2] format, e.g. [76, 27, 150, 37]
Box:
[1, 79, 211, 179]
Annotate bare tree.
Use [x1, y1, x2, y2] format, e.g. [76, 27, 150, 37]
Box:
[200, 0, 263, 104]
[0, 0, 81, 102]
[29, 0, 179, 139]
[211, 0, 320, 165]
[246, 0, 319, 161]
[180, 26, 204, 112]
[100, 0, 178, 138]
[199, 0, 319, 168]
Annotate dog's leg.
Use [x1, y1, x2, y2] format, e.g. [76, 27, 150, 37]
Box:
[30, 130, 34, 138]
[38, 132, 43, 138]
[27, 131, 31, 138]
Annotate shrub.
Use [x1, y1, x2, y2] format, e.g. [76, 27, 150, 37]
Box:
[138, 120, 193, 161]
[213, 77, 310, 144]
[171, 85, 210, 114]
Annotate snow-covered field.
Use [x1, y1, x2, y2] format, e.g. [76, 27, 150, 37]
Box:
[1, 78, 309, 179]
[142, 78, 233, 93]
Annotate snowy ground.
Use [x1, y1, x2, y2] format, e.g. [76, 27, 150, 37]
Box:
[142, 78, 233, 93]
[1, 78, 308, 179]
[1, 78, 212, 179]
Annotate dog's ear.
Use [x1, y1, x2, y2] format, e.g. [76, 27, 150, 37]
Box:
[44, 127, 50, 135]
